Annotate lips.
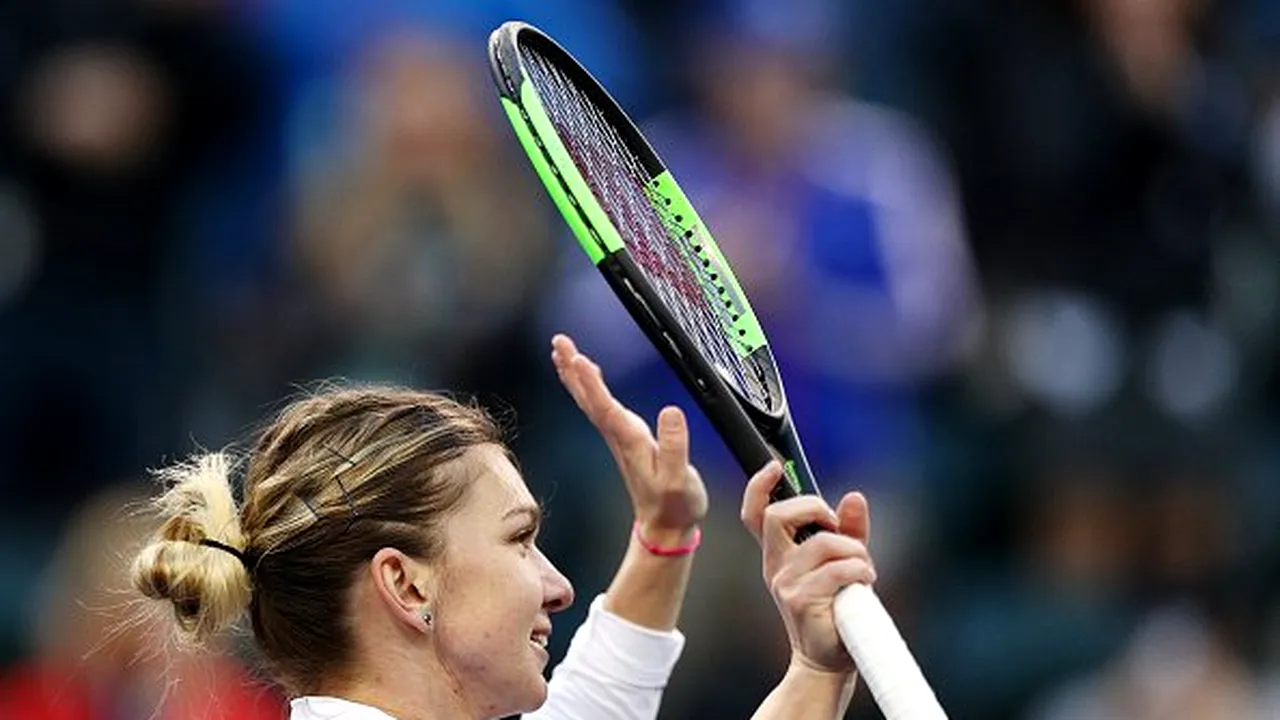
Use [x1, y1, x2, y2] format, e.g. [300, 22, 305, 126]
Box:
[530, 619, 552, 650]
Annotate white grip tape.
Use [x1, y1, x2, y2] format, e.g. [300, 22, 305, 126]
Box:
[833, 583, 947, 720]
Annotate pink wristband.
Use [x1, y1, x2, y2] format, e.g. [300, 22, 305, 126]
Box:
[632, 521, 702, 557]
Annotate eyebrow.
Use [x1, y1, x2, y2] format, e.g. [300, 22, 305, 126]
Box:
[503, 505, 543, 525]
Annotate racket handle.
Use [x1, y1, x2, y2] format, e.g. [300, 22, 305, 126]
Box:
[833, 583, 947, 720]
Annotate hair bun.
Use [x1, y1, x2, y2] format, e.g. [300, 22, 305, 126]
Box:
[131, 453, 252, 644]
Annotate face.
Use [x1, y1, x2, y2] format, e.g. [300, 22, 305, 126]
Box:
[431, 444, 574, 717]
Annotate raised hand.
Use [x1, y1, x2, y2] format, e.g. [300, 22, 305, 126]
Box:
[550, 334, 708, 543]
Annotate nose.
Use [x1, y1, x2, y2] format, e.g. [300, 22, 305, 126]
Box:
[538, 550, 574, 613]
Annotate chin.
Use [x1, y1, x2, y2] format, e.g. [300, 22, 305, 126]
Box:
[527, 675, 550, 709]
[482, 678, 548, 720]
[511, 675, 550, 715]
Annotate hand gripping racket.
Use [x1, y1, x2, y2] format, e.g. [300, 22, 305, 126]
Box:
[488, 21, 946, 719]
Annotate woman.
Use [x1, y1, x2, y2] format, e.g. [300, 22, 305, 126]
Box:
[132, 334, 875, 719]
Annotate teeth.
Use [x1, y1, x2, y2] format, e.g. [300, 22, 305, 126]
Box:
[530, 634, 548, 648]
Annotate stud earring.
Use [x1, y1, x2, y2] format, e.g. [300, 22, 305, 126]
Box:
[420, 607, 433, 628]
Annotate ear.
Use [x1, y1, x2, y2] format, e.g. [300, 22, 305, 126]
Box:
[369, 547, 435, 634]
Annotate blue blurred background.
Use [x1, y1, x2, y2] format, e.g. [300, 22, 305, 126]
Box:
[1, 0, 1279, 717]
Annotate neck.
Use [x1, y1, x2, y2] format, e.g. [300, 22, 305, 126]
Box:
[321, 658, 473, 720]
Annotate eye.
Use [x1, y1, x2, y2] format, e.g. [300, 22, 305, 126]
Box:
[511, 524, 539, 549]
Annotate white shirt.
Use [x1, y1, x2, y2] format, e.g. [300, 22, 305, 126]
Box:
[289, 594, 686, 720]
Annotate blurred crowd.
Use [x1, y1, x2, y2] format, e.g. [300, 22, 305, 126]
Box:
[1, 0, 1279, 718]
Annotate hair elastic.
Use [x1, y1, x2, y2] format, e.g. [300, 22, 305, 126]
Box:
[199, 538, 251, 569]
[632, 521, 701, 557]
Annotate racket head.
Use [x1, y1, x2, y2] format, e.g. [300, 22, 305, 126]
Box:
[488, 21, 819, 499]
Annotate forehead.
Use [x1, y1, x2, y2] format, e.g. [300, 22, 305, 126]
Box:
[461, 444, 533, 510]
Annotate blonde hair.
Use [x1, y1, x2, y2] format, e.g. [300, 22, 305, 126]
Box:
[131, 386, 503, 694]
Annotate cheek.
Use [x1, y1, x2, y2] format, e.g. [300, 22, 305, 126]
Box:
[490, 555, 547, 630]
[439, 553, 543, 646]
[434, 558, 548, 712]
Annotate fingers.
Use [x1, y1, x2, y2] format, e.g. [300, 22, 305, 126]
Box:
[752, 496, 840, 576]
[763, 497, 838, 552]
[741, 460, 784, 541]
[550, 334, 599, 416]
[742, 465, 839, 549]
[550, 336, 587, 416]
[775, 556, 877, 616]
[550, 335, 642, 447]
[768, 532, 874, 662]
[769, 533, 874, 639]
[655, 407, 689, 484]
[773, 532, 876, 593]
[835, 491, 870, 545]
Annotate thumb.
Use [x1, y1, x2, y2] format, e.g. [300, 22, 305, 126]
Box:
[740, 460, 783, 541]
[655, 406, 689, 482]
[835, 491, 870, 545]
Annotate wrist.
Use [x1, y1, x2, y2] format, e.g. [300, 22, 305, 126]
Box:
[787, 653, 856, 685]
[776, 655, 858, 717]
[632, 520, 701, 557]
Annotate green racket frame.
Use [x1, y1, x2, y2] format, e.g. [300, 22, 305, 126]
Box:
[488, 20, 817, 500]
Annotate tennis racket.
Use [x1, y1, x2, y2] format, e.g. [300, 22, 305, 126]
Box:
[488, 21, 946, 719]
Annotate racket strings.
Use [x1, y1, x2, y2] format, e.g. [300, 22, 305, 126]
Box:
[647, 208, 778, 405]
[521, 45, 773, 410]
[523, 48, 731, 359]
[647, 205, 779, 410]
